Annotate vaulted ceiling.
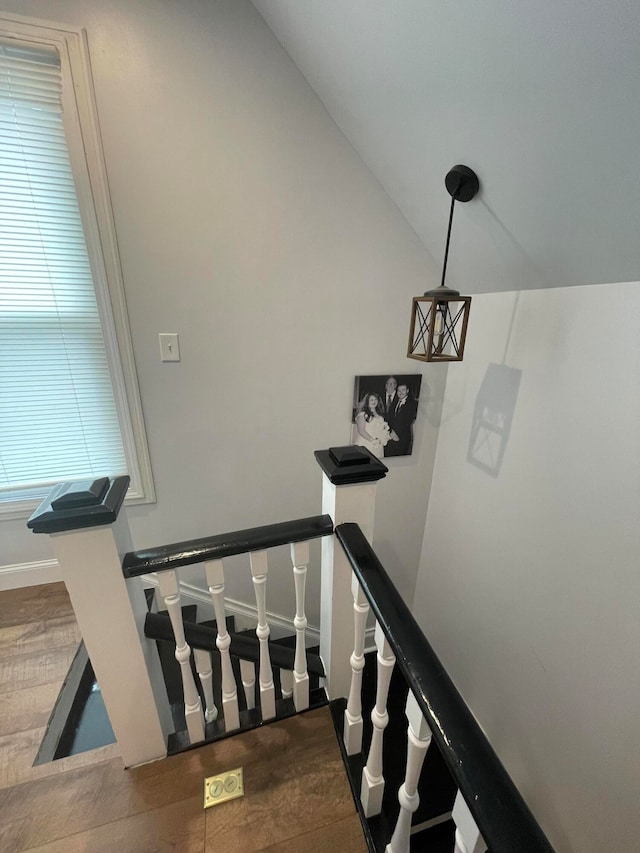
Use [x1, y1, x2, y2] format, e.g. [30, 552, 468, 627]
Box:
[253, 1, 640, 293]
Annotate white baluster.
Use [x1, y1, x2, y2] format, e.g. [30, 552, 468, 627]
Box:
[291, 540, 310, 711]
[193, 648, 217, 724]
[344, 573, 369, 755]
[386, 692, 432, 853]
[156, 570, 205, 744]
[205, 559, 240, 732]
[240, 659, 256, 709]
[250, 550, 276, 720]
[361, 621, 395, 817]
[280, 668, 293, 699]
[452, 791, 488, 853]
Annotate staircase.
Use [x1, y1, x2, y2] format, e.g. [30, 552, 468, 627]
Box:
[27, 447, 554, 853]
[148, 602, 327, 754]
[36, 594, 459, 851]
[145, 596, 459, 852]
[333, 663, 457, 853]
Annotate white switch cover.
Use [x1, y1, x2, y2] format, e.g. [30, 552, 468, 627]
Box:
[159, 333, 180, 362]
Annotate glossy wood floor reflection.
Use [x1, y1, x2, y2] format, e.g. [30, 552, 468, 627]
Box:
[0, 584, 366, 852]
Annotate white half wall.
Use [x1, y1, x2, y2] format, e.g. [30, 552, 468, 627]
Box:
[413, 280, 640, 852]
[1, 0, 442, 617]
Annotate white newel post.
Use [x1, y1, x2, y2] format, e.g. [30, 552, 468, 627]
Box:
[314, 447, 388, 700]
[27, 476, 172, 768]
[452, 792, 488, 853]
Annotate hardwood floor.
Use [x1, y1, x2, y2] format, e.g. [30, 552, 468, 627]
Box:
[0, 582, 121, 791]
[0, 583, 77, 630]
[0, 583, 367, 852]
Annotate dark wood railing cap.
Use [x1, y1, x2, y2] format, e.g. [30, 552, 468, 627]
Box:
[336, 522, 554, 853]
[122, 513, 334, 577]
[27, 476, 130, 534]
[314, 445, 388, 485]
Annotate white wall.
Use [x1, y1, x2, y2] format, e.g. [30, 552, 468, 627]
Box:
[0, 0, 442, 619]
[413, 281, 640, 852]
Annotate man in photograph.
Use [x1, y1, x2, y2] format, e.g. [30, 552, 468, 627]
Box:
[385, 383, 417, 456]
[382, 376, 398, 416]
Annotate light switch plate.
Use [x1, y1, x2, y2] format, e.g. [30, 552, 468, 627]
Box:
[159, 333, 180, 362]
[204, 767, 244, 809]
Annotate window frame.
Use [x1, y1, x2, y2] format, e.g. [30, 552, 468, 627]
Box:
[0, 12, 155, 518]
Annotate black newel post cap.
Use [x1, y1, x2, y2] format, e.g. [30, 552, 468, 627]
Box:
[314, 446, 388, 485]
[27, 475, 130, 534]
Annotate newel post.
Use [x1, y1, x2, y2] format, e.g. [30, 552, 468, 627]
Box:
[314, 446, 388, 699]
[27, 476, 172, 767]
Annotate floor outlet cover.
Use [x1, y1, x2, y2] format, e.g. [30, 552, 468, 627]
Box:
[204, 767, 244, 809]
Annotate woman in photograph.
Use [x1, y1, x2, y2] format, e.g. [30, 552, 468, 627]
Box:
[353, 391, 391, 458]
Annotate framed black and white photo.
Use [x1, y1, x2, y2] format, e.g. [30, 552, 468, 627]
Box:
[351, 374, 422, 459]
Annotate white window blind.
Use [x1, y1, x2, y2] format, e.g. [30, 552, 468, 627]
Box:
[0, 41, 128, 500]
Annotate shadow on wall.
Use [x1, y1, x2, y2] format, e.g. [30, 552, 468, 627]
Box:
[467, 362, 522, 477]
[467, 291, 522, 477]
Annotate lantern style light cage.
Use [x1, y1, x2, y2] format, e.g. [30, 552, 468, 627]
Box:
[407, 165, 479, 363]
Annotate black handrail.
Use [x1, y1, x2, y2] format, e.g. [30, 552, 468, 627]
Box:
[336, 522, 554, 853]
[122, 514, 334, 577]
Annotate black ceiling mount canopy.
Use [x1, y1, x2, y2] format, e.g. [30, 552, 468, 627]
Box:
[407, 164, 480, 363]
[445, 163, 480, 203]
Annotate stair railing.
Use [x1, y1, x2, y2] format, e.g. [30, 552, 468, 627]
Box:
[336, 522, 554, 853]
[26, 445, 386, 767]
[28, 470, 340, 765]
[122, 514, 333, 748]
[29, 447, 555, 851]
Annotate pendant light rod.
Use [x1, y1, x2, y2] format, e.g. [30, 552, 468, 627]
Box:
[440, 190, 459, 289]
[433, 164, 480, 293]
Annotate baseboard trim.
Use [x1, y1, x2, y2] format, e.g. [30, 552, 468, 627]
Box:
[0, 558, 62, 591]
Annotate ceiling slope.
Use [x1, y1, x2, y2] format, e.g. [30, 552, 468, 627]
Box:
[253, 0, 640, 293]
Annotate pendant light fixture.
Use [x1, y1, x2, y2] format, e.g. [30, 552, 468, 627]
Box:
[407, 164, 479, 362]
